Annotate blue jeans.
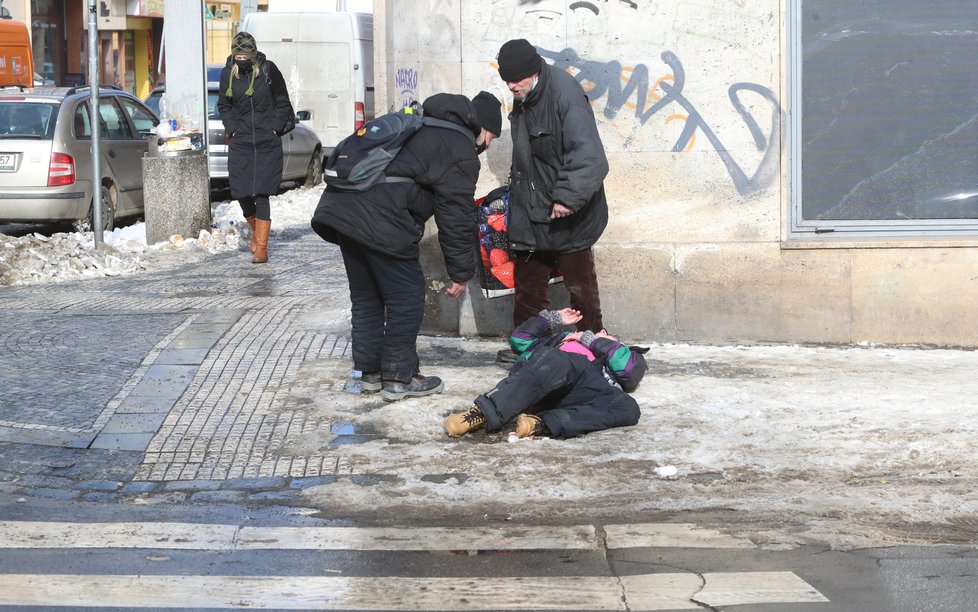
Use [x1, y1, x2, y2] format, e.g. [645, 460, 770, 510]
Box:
[337, 234, 425, 384]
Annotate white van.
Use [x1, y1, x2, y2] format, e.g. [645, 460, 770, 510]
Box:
[239, 11, 374, 152]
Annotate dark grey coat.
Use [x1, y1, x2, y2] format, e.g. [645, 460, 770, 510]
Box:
[507, 59, 609, 252]
[217, 53, 293, 198]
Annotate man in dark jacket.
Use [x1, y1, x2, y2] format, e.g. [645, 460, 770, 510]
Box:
[496, 39, 610, 345]
[218, 31, 295, 264]
[311, 92, 502, 402]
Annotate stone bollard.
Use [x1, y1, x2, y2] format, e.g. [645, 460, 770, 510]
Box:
[141, 154, 210, 245]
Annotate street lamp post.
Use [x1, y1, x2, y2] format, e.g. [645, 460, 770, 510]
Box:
[87, 0, 103, 246]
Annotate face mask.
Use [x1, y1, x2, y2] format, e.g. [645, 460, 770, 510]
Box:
[234, 59, 253, 72]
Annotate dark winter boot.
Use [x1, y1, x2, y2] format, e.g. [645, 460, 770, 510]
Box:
[444, 406, 486, 437]
[496, 347, 519, 364]
[245, 215, 257, 253]
[360, 371, 382, 393]
[252, 219, 270, 264]
[382, 374, 443, 402]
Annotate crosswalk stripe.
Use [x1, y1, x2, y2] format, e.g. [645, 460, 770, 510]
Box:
[604, 523, 754, 549]
[0, 572, 827, 610]
[0, 521, 598, 551]
[0, 521, 753, 551]
[621, 572, 830, 609]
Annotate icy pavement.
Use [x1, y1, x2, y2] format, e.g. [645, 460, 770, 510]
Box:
[289, 335, 978, 550]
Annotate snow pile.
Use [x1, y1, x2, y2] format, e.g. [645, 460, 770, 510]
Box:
[0, 184, 325, 287]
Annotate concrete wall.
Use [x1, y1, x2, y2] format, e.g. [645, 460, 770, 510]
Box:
[376, 0, 978, 348]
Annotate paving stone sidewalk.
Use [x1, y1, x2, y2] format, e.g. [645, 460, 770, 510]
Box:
[0, 227, 375, 503]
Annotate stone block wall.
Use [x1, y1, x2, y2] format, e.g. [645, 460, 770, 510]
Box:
[376, 0, 978, 347]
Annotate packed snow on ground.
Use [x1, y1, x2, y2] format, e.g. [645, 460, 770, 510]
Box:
[0, 184, 325, 287]
[286, 335, 978, 550]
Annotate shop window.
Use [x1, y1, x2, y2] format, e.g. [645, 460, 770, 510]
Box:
[789, 0, 978, 237]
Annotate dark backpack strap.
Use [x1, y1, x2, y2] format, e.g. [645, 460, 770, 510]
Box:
[377, 117, 475, 186]
[421, 116, 476, 144]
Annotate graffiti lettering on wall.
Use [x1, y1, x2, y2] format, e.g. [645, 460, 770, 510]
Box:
[395, 67, 419, 111]
[540, 47, 781, 196]
[483, 0, 648, 38]
[567, 0, 639, 13]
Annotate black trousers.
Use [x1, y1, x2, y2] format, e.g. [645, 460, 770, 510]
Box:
[513, 248, 603, 333]
[475, 346, 640, 438]
[337, 234, 424, 384]
[238, 195, 270, 221]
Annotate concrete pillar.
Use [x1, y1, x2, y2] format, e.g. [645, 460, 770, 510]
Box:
[141, 155, 211, 245]
[142, 0, 210, 246]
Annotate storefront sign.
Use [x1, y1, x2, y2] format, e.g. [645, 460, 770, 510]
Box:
[127, 0, 164, 18]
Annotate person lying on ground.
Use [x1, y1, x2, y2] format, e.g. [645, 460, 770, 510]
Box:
[444, 307, 648, 439]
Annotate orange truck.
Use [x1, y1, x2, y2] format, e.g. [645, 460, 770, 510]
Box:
[0, 19, 33, 87]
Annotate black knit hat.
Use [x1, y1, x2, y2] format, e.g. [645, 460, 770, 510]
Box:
[471, 91, 502, 136]
[232, 31, 258, 59]
[497, 39, 542, 82]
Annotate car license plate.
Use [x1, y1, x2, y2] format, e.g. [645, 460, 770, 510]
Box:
[0, 153, 15, 172]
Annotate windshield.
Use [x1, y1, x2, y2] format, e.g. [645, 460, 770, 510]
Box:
[0, 101, 58, 139]
[144, 91, 162, 116]
[207, 90, 221, 119]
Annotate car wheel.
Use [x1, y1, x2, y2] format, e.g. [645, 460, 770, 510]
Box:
[304, 149, 323, 187]
[74, 184, 116, 233]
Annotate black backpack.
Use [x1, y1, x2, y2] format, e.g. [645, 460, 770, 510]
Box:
[323, 107, 475, 192]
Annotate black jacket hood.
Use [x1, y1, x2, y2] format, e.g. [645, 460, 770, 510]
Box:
[422, 93, 482, 138]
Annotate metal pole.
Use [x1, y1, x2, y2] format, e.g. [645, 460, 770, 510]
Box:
[87, 0, 103, 245]
[157, 29, 165, 81]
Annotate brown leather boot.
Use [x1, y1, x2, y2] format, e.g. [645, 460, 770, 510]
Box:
[245, 215, 257, 253]
[252, 219, 270, 264]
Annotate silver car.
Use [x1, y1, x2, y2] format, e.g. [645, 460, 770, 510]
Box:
[144, 70, 324, 189]
[0, 86, 158, 231]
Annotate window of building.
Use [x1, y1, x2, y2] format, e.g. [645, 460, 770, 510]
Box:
[123, 30, 136, 95]
[31, 0, 64, 86]
[788, 0, 978, 237]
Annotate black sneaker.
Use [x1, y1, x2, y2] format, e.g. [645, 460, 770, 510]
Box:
[360, 371, 382, 393]
[496, 348, 519, 364]
[382, 374, 444, 402]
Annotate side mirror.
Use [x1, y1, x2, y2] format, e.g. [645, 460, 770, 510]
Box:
[296, 110, 311, 121]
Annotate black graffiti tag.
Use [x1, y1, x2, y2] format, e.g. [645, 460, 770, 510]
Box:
[541, 47, 781, 196]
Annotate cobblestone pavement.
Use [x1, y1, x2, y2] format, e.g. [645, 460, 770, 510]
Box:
[0, 226, 368, 504]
